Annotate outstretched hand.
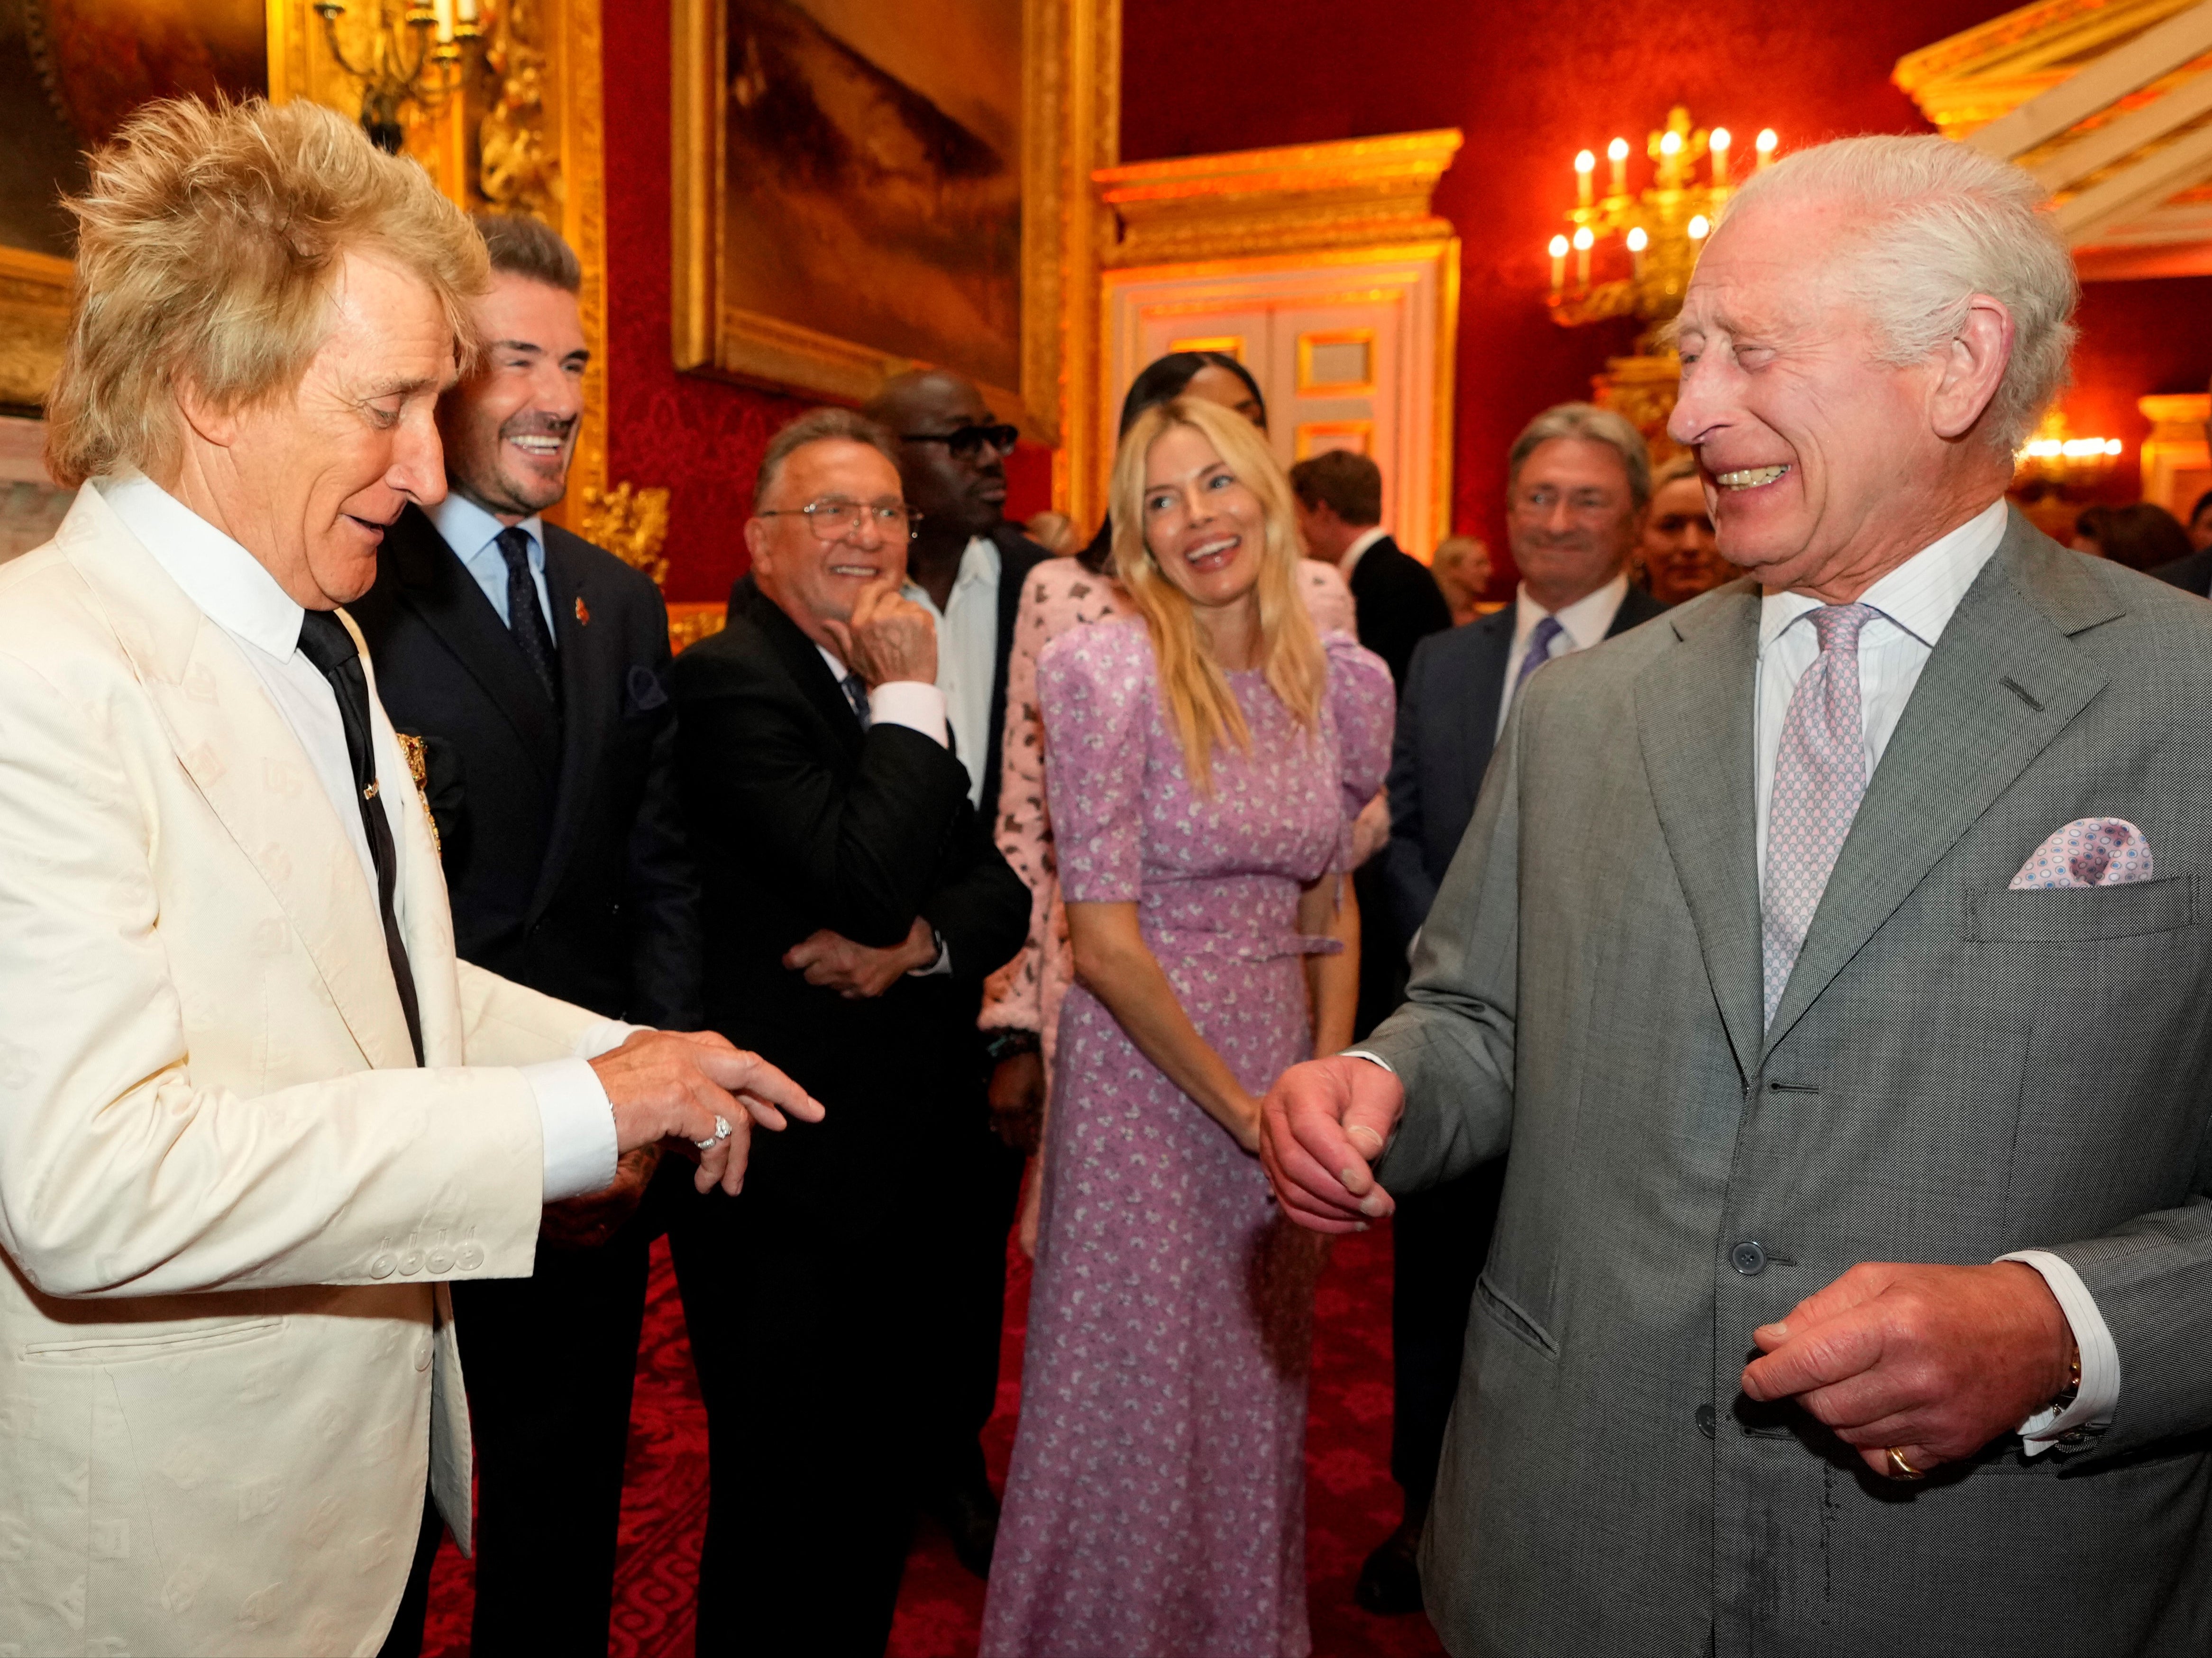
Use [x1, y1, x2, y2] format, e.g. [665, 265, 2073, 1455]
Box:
[1258, 1055, 1404, 1233]
[589, 1029, 825, 1196]
[1740, 1260, 2074, 1478]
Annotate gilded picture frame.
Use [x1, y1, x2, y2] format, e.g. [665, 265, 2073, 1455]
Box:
[670, 0, 1116, 445]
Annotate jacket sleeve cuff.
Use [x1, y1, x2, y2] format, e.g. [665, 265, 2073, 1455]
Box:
[572, 1019, 645, 1058]
[1999, 1248, 2121, 1454]
[526, 1057, 619, 1202]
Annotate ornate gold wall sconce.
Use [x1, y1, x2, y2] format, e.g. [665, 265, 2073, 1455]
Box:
[311, 0, 484, 153]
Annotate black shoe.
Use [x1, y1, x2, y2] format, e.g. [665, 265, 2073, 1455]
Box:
[927, 1469, 1002, 1580]
[1354, 1512, 1425, 1615]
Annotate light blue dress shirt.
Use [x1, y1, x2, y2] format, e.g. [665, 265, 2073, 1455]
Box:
[428, 492, 554, 634]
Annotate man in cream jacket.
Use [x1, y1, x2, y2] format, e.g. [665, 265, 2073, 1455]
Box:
[0, 98, 819, 1658]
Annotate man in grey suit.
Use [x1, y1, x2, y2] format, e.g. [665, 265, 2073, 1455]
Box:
[1263, 134, 2212, 1654]
[1358, 402, 1665, 1613]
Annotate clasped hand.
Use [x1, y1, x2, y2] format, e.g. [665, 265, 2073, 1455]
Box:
[588, 1029, 824, 1196]
[784, 915, 937, 998]
[1257, 1055, 1404, 1231]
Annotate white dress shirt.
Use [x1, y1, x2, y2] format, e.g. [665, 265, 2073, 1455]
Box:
[428, 491, 554, 633]
[1338, 524, 1391, 583]
[1751, 494, 2115, 1452]
[1361, 497, 2115, 1452]
[1496, 571, 1632, 738]
[97, 473, 620, 1201]
[903, 535, 1001, 809]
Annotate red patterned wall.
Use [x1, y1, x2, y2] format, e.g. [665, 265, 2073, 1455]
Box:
[607, 1, 2212, 597]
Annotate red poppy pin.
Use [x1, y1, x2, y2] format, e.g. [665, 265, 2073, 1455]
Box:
[574, 596, 591, 625]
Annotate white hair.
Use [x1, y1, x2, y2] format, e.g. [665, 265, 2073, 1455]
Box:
[1716, 134, 2077, 453]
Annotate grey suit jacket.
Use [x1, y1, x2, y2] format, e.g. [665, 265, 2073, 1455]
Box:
[1366, 510, 2212, 1657]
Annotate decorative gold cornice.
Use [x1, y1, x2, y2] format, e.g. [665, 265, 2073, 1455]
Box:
[1895, 0, 2205, 139]
[1095, 130, 1462, 267]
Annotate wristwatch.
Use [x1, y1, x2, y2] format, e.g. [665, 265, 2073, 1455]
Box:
[985, 1029, 1041, 1064]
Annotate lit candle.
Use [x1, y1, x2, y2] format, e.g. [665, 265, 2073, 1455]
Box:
[1660, 130, 1682, 159]
[1572, 225, 1594, 287]
[433, 0, 453, 40]
[1687, 214, 1710, 242]
[1626, 225, 1648, 279]
[1550, 234, 1569, 293]
[1756, 129, 1778, 169]
[1710, 127, 1731, 186]
[1575, 148, 1595, 209]
[1608, 137, 1629, 196]
[457, 0, 477, 18]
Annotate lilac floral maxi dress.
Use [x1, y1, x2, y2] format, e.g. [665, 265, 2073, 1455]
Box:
[980, 620, 1393, 1658]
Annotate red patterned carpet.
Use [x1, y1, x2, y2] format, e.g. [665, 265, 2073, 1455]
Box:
[423, 1207, 1447, 1658]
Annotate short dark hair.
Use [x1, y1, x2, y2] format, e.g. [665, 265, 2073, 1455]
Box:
[2189, 488, 2212, 530]
[2073, 501, 2194, 573]
[470, 211, 581, 293]
[754, 407, 902, 506]
[1288, 449, 1383, 527]
[1118, 350, 1266, 436]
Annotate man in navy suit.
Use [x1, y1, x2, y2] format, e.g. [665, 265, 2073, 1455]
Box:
[1357, 402, 1665, 1613]
[351, 213, 701, 1658]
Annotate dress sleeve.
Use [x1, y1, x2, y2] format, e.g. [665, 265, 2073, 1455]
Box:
[1037, 624, 1149, 905]
[1324, 630, 1397, 864]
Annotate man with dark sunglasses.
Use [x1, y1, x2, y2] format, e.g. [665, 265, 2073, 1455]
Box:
[862, 368, 1051, 1578]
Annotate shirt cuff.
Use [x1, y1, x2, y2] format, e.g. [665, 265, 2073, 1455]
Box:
[1998, 1248, 2120, 1454]
[907, 927, 951, 977]
[526, 1057, 619, 1202]
[1343, 1048, 1396, 1073]
[868, 681, 948, 746]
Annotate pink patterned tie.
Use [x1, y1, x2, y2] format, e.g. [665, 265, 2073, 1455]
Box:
[1762, 603, 1876, 1026]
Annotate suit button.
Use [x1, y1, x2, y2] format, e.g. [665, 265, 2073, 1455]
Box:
[368, 1253, 396, 1279]
[399, 1249, 425, 1275]
[428, 1249, 453, 1274]
[1696, 1404, 1716, 1439]
[415, 1341, 433, 1372]
[1730, 1240, 1768, 1276]
[457, 1243, 484, 1271]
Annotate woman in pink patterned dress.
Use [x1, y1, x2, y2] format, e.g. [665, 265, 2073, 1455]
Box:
[978, 356, 1354, 1248]
[979, 397, 1393, 1657]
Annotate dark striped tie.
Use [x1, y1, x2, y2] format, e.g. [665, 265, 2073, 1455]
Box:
[496, 526, 561, 708]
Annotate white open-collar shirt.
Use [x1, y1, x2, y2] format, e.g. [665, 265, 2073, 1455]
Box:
[96, 473, 619, 1201]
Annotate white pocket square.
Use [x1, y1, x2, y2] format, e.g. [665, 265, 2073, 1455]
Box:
[2008, 817, 2152, 890]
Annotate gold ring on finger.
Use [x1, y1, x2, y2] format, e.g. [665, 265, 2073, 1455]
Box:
[1885, 1446, 1926, 1481]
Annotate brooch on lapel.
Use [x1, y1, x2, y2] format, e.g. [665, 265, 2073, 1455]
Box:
[574, 596, 592, 625]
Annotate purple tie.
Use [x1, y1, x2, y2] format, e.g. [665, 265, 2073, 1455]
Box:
[1511, 615, 1566, 705]
[1762, 603, 1876, 1026]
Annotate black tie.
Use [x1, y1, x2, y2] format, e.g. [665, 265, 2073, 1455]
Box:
[496, 526, 561, 708]
[297, 610, 425, 1065]
[841, 672, 870, 729]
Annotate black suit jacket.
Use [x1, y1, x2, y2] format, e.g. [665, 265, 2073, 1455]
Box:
[671, 577, 1030, 1213]
[351, 503, 702, 1027]
[2151, 547, 2212, 597]
[978, 524, 1049, 819]
[1348, 534, 1454, 687]
[1374, 584, 1667, 956]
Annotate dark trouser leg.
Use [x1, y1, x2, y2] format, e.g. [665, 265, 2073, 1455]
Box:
[1389, 1158, 1508, 1506]
[672, 1192, 920, 1658]
[1352, 862, 1410, 1043]
[453, 1181, 664, 1658]
[374, 1496, 443, 1658]
[922, 1117, 1025, 1480]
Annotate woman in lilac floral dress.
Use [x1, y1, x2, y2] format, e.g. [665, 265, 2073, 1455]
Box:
[980, 398, 1393, 1658]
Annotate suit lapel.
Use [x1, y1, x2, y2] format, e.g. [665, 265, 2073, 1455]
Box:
[1764, 522, 2113, 1047]
[529, 531, 615, 920]
[1636, 584, 1765, 1079]
[1453, 608, 1514, 825]
[60, 490, 416, 1070]
[734, 577, 865, 756]
[389, 507, 563, 785]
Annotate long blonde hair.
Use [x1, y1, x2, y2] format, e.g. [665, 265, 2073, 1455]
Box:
[1109, 397, 1326, 788]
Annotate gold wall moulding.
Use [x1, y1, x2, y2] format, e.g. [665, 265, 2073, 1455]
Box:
[1590, 351, 1686, 471]
[2135, 392, 2207, 518]
[671, 0, 1121, 454]
[0, 247, 73, 412]
[666, 601, 729, 655]
[580, 481, 672, 589]
[1094, 129, 1462, 269]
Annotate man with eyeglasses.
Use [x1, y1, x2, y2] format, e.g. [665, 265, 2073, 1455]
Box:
[862, 367, 1051, 1577]
[1356, 401, 1665, 1616]
[667, 407, 1030, 1656]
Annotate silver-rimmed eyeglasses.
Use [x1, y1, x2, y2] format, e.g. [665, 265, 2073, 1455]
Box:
[755, 497, 921, 542]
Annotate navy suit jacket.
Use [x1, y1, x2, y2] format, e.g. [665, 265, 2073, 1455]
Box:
[1373, 584, 1667, 957]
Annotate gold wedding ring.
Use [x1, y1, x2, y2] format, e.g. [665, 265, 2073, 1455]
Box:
[1885, 1446, 1926, 1481]
[695, 1114, 731, 1150]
